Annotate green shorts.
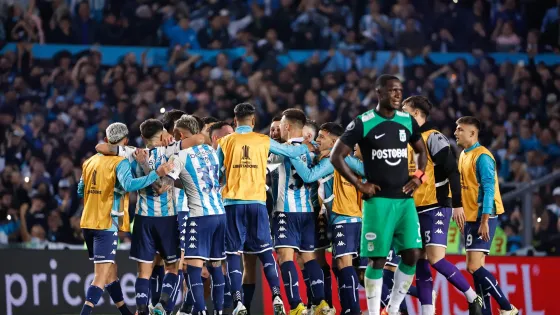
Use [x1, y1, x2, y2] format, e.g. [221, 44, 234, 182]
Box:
[360, 197, 421, 258]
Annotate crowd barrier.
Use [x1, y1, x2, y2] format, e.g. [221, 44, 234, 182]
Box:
[1, 249, 556, 315]
[3, 43, 560, 73]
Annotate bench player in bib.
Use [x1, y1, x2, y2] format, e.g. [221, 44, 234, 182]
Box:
[454, 117, 518, 315]
[402, 96, 484, 315]
[330, 75, 428, 315]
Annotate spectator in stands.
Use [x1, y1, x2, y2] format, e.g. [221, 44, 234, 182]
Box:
[197, 11, 230, 49]
[49, 15, 74, 44]
[360, 1, 392, 50]
[72, 1, 96, 45]
[397, 18, 427, 57]
[167, 16, 200, 49]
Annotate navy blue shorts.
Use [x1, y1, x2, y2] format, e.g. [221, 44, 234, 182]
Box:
[272, 212, 315, 252]
[183, 214, 226, 261]
[332, 222, 361, 259]
[385, 248, 401, 267]
[419, 207, 452, 248]
[83, 229, 119, 263]
[225, 204, 273, 254]
[178, 212, 189, 251]
[130, 215, 179, 264]
[315, 211, 331, 250]
[465, 217, 498, 254]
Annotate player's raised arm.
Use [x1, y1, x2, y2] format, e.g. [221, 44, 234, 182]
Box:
[269, 138, 310, 157]
[290, 157, 334, 183]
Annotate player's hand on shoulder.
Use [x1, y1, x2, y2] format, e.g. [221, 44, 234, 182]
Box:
[162, 130, 174, 146]
[156, 161, 174, 177]
[356, 181, 381, 196]
[302, 140, 318, 154]
[452, 207, 466, 233]
[402, 177, 422, 195]
[133, 148, 148, 164]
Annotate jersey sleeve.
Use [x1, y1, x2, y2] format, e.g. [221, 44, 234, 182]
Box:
[115, 159, 159, 192]
[344, 156, 365, 177]
[290, 157, 334, 183]
[166, 154, 182, 181]
[339, 118, 364, 148]
[476, 154, 496, 215]
[77, 176, 84, 198]
[269, 138, 309, 157]
[118, 146, 136, 159]
[409, 118, 422, 144]
[162, 142, 182, 157]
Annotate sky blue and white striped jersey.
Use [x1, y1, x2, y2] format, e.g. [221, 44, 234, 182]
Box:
[174, 144, 225, 217]
[175, 188, 189, 213]
[269, 138, 315, 213]
[119, 144, 181, 217]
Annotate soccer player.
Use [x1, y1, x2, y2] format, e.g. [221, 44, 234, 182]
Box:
[172, 115, 227, 315]
[402, 97, 483, 315]
[454, 116, 518, 315]
[209, 121, 234, 149]
[330, 74, 428, 315]
[303, 120, 320, 143]
[270, 108, 330, 315]
[289, 122, 364, 315]
[78, 122, 173, 315]
[217, 103, 312, 315]
[270, 115, 282, 142]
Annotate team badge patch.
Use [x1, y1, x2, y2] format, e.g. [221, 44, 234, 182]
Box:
[399, 129, 406, 142]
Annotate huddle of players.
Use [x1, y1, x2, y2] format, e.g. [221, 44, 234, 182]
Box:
[77, 74, 519, 315]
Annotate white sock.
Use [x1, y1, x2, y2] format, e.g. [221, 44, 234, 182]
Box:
[387, 268, 414, 314]
[464, 287, 477, 303]
[421, 304, 435, 315]
[365, 277, 382, 315]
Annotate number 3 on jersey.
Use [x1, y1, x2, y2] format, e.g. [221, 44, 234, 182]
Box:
[197, 165, 219, 193]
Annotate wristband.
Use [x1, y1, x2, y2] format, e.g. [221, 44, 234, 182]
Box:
[413, 170, 426, 183]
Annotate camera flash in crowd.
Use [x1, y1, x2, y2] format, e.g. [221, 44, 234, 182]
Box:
[24, 177, 30, 183]
[160, 107, 166, 114]
[537, 217, 542, 223]
[7, 215, 11, 220]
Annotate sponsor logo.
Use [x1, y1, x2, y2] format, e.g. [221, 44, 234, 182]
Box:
[261, 243, 270, 248]
[113, 232, 118, 236]
[180, 236, 185, 241]
[435, 229, 444, 234]
[162, 283, 173, 289]
[278, 234, 287, 239]
[368, 242, 374, 251]
[371, 148, 407, 166]
[278, 213, 286, 218]
[182, 222, 187, 227]
[310, 280, 324, 286]
[336, 232, 345, 238]
[188, 243, 197, 249]
[365, 232, 376, 240]
[263, 263, 274, 268]
[374, 134, 385, 140]
[110, 250, 116, 255]
[190, 229, 197, 234]
[346, 121, 355, 131]
[436, 212, 444, 217]
[278, 226, 286, 232]
[335, 225, 343, 229]
[189, 236, 196, 241]
[190, 221, 197, 227]
[112, 241, 117, 246]
[181, 229, 186, 234]
[278, 219, 286, 225]
[435, 220, 444, 225]
[233, 145, 258, 169]
[230, 270, 242, 275]
[337, 241, 346, 247]
[319, 228, 325, 233]
[136, 293, 148, 299]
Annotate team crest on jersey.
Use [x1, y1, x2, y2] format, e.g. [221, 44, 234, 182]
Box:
[399, 129, 406, 142]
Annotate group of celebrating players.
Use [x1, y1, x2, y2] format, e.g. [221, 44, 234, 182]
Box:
[77, 74, 519, 315]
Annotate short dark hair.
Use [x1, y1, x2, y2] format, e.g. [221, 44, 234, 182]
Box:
[140, 119, 164, 139]
[208, 121, 232, 138]
[456, 116, 481, 131]
[234, 103, 256, 119]
[282, 108, 307, 128]
[202, 116, 219, 125]
[190, 115, 206, 132]
[403, 95, 433, 117]
[305, 120, 320, 140]
[272, 115, 282, 122]
[162, 109, 186, 132]
[320, 122, 344, 137]
[375, 74, 400, 89]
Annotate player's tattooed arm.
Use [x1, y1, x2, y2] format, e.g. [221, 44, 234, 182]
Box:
[95, 143, 122, 155]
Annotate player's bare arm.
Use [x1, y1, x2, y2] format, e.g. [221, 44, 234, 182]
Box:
[331, 139, 380, 196]
[403, 137, 427, 194]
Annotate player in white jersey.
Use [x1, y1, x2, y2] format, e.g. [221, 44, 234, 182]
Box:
[172, 115, 227, 315]
[269, 109, 329, 315]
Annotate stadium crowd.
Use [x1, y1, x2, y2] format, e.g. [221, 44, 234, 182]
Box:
[0, 0, 559, 257]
